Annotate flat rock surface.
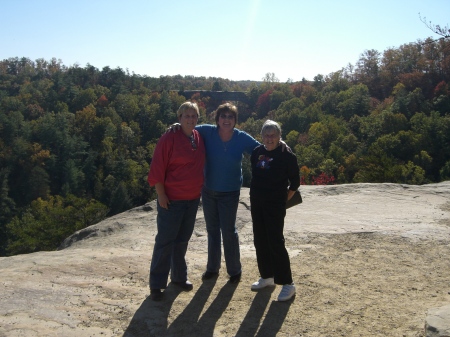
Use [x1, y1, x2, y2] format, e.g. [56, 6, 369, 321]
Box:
[1, 182, 450, 337]
[426, 304, 450, 337]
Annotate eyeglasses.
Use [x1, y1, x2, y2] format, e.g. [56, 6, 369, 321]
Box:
[263, 133, 279, 139]
[189, 135, 197, 151]
[219, 114, 234, 120]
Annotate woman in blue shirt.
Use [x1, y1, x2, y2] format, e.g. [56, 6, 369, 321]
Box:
[196, 103, 259, 283]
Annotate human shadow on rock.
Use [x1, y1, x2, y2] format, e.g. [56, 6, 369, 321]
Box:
[122, 283, 183, 337]
[255, 298, 293, 336]
[164, 278, 218, 335]
[234, 287, 275, 337]
[166, 280, 237, 336]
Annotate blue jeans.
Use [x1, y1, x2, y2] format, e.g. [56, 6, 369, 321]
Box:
[201, 187, 241, 277]
[149, 198, 200, 290]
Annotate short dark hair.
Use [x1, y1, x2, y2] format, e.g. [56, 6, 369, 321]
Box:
[214, 102, 238, 126]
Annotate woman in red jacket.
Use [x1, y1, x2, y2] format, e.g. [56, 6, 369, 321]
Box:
[147, 101, 205, 301]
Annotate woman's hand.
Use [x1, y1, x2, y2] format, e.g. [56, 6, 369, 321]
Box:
[280, 140, 292, 153]
[287, 189, 296, 201]
[157, 193, 170, 209]
[166, 123, 181, 133]
[154, 182, 170, 209]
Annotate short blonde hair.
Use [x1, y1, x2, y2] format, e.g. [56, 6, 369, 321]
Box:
[177, 101, 199, 118]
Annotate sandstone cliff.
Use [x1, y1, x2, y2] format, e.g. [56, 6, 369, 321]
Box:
[1, 183, 450, 337]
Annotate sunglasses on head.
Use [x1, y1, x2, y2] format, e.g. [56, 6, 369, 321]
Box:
[189, 135, 197, 151]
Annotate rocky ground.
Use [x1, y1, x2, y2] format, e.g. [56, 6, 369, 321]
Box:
[1, 182, 450, 337]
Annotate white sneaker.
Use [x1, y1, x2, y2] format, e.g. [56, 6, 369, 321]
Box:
[251, 277, 275, 290]
[277, 284, 296, 301]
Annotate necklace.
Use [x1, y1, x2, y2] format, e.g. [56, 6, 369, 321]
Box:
[223, 140, 228, 152]
[219, 130, 233, 152]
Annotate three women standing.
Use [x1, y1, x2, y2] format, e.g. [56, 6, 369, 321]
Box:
[151, 103, 299, 302]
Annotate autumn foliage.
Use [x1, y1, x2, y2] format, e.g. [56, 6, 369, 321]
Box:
[1, 35, 450, 255]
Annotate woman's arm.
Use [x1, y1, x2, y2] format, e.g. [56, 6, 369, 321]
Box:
[154, 182, 170, 209]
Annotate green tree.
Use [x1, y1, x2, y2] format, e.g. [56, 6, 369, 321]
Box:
[137, 103, 165, 144]
[353, 154, 403, 183]
[308, 115, 345, 150]
[6, 195, 108, 255]
[211, 81, 223, 91]
[319, 158, 337, 176]
[238, 117, 264, 141]
[440, 160, 450, 180]
[262, 72, 279, 88]
[28, 166, 50, 201]
[72, 88, 97, 112]
[158, 90, 175, 124]
[0, 169, 16, 255]
[113, 93, 139, 123]
[296, 144, 325, 174]
[61, 159, 85, 196]
[369, 130, 422, 163]
[401, 161, 426, 184]
[323, 70, 351, 93]
[354, 49, 382, 98]
[285, 130, 300, 149]
[109, 182, 132, 216]
[275, 98, 312, 136]
[269, 90, 287, 111]
[337, 84, 371, 120]
[410, 111, 450, 179]
[75, 104, 98, 141]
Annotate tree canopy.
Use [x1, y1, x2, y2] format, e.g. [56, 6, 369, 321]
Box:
[1, 34, 450, 255]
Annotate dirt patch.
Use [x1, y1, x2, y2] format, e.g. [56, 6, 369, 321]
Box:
[2, 182, 450, 337]
[124, 232, 450, 337]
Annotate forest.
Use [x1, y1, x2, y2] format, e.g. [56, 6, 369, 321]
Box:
[1, 36, 450, 256]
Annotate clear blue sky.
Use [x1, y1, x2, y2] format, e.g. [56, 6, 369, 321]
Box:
[1, 0, 449, 82]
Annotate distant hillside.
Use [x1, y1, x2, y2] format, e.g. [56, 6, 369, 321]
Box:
[1, 37, 450, 256]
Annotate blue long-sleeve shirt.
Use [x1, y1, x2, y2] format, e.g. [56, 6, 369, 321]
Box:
[196, 124, 259, 192]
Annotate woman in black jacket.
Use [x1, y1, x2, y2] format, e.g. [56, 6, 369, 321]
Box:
[249, 120, 300, 302]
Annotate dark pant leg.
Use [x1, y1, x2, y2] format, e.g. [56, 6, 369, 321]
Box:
[150, 200, 198, 289]
[202, 187, 222, 273]
[251, 197, 293, 285]
[171, 198, 200, 282]
[217, 190, 241, 277]
[251, 197, 273, 278]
